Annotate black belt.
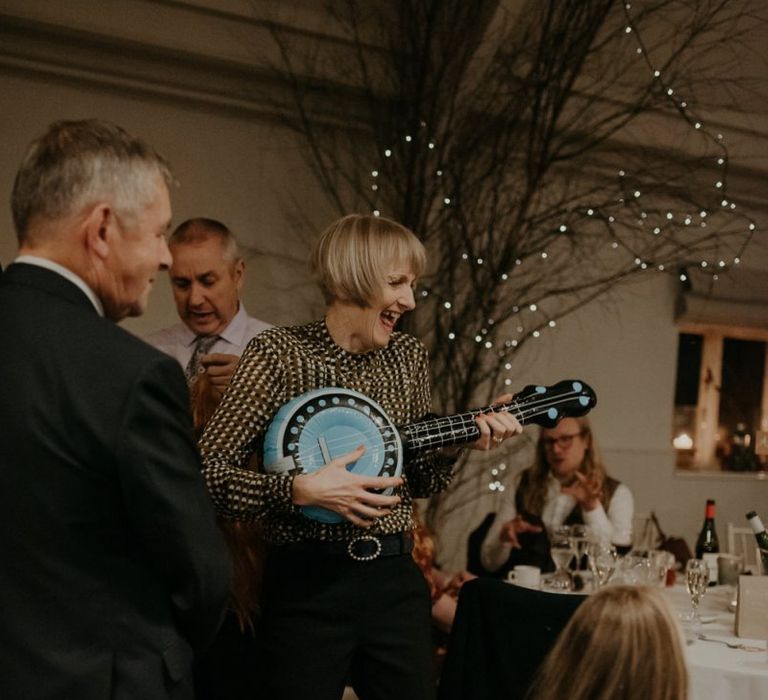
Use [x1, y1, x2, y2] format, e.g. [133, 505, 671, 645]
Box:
[279, 533, 413, 562]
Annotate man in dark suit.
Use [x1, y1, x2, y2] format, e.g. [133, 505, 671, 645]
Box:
[0, 120, 231, 699]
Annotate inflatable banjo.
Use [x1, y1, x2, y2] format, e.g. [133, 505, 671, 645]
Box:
[263, 379, 596, 523]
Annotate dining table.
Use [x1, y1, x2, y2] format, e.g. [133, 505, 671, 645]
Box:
[440, 570, 768, 700]
[662, 582, 768, 700]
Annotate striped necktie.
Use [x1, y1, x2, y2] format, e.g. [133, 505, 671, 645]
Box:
[184, 334, 219, 383]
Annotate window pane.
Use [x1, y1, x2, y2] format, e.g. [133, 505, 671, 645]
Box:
[717, 338, 766, 471]
[675, 333, 703, 405]
[673, 333, 702, 468]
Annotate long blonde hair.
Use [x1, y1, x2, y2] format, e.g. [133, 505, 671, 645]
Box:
[528, 586, 688, 700]
[521, 416, 608, 515]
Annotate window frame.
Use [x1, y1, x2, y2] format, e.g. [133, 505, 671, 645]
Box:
[675, 322, 768, 472]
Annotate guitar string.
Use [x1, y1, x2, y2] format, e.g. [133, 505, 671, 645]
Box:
[405, 387, 594, 436]
[289, 388, 585, 455]
[407, 387, 591, 429]
[290, 393, 587, 461]
[299, 390, 583, 453]
[288, 399, 525, 459]
[290, 393, 590, 463]
[393, 394, 587, 449]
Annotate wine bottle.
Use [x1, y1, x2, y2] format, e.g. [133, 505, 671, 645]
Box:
[745, 511, 768, 574]
[695, 499, 720, 586]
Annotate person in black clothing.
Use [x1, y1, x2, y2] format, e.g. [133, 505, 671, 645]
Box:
[0, 119, 230, 699]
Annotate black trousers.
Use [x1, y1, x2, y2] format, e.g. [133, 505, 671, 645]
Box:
[261, 544, 436, 700]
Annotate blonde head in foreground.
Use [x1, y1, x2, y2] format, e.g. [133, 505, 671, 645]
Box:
[529, 585, 687, 700]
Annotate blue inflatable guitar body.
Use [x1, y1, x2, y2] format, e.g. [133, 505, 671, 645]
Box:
[263, 379, 596, 523]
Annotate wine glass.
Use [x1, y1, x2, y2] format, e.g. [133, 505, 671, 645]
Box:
[548, 526, 576, 590]
[685, 558, 709, 622]
[569, 524, 591, 571]
[587, 541, 618, 589]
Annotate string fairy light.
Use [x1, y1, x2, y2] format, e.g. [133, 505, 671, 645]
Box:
[468, 3, 759, 419]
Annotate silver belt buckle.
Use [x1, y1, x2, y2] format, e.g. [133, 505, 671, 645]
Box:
[347, 535, 382, 561]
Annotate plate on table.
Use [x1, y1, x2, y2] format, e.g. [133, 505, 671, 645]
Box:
[540, 572, 592, 595]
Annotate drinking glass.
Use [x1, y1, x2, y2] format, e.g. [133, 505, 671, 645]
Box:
[649, 550, 675, 587]
[569, 524, 591, 571]
[616, 555, 653, 585]
[549, 526, 576, 590]
[587, 542, 617, 589]
[685, 558, 709, 622]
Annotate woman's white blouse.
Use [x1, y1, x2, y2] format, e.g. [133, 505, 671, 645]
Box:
[480, 472, 634, 572]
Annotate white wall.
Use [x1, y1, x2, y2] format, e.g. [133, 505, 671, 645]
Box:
[0, 71, 332, 330]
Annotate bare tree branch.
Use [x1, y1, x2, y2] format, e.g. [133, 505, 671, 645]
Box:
[260, 0, 767, 526]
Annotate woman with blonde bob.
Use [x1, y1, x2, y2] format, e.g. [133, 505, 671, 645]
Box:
[481, 415, 634, 574]
[528, 585, 688, 700]
[200, 213, 522, 699]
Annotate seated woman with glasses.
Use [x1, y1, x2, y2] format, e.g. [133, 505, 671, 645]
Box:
[480, 416, 634, 575]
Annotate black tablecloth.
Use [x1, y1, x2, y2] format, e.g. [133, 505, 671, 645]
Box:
[438, 578, 587, 700]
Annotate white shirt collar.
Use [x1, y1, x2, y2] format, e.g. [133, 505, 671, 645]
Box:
[15, 255, 104, 316]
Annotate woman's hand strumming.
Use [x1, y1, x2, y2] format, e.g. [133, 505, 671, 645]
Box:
[291, 445, 403, 527]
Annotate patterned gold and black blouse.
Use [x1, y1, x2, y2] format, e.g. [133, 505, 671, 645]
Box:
[200, 318, 456, 544]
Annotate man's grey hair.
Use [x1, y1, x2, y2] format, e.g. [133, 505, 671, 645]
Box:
[169, 218, 240, 263]
[12, 119, 173, 243]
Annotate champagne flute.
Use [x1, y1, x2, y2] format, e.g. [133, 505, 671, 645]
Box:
[569, 524, 591, 571]
[549, 526, 576, 590]
[685, 558, 709, 622]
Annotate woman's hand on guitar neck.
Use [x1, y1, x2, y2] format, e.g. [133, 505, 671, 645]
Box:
[290, 445, 404, 528]
[471, 394, 524, 451]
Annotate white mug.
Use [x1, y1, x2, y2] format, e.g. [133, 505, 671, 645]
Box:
[506, 565, 541, 589]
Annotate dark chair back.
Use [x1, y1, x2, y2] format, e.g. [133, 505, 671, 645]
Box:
[465, 512, 497, 578]
[438, 578, 586, 700]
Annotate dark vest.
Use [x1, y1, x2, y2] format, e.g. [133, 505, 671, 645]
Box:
[501, 471, 621, 574]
